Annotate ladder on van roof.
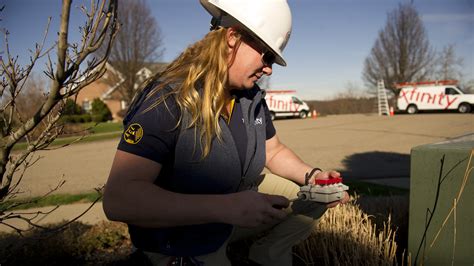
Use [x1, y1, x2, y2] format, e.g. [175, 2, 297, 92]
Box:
[377, 80, 390, 116]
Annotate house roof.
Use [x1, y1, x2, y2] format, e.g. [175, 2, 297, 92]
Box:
[140, 62, 169, 74]
[102, 62, 169, 100]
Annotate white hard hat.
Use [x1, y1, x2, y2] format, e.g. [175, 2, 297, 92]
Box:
[200, 0, 292, 66]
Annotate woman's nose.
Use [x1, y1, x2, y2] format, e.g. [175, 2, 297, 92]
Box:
[263, 65, 273, 76]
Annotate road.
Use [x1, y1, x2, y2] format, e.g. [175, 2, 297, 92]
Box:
[11, 113, 473, 198]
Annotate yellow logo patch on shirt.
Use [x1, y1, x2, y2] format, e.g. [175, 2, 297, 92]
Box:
[123, 123, 143, 144]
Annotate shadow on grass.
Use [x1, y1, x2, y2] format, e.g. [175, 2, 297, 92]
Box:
[340, 151, 410, 179]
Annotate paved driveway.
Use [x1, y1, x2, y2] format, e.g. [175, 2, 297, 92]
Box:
[11, 113, 474, 198]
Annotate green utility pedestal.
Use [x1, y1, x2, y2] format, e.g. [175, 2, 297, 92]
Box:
[408, 138, 473, 265]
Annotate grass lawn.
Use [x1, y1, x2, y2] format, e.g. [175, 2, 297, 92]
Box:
[83, 122, 123, 134]
[12, 122, 123, 151]
[0, 192, 102, 212]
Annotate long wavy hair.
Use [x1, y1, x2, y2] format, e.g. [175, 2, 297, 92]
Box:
[141, 27, 242, 158]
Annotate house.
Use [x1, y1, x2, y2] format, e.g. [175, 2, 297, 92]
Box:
[75, 62, 168, 121]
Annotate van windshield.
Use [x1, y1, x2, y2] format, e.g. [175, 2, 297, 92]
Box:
[456, 86, 467, 94]
[292, 96, 304, 105]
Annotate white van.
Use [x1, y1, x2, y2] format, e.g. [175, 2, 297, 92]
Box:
[396, 80, 474, 114]
[264, 90, 310, 120]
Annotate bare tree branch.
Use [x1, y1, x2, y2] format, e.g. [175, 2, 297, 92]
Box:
[0, 0, 119, 231]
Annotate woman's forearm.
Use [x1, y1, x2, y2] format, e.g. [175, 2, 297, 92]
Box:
[103, 180, 232, 228]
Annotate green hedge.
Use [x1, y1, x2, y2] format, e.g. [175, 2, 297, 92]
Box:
[91, 99, 112, 122]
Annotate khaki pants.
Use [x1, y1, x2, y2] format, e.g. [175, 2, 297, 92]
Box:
[144, 173, 327, 266]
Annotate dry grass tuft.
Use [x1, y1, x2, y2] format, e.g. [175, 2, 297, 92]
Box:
[294, 195, 407, 266]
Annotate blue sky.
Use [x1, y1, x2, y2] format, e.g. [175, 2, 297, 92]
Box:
[1, 0, 473, 100]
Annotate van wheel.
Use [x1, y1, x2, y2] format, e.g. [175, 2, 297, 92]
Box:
[299, 111, 308, 119]
[406, 105, 418, 114]
[270, 112, 276, 121]
[458, 103, 471, 113]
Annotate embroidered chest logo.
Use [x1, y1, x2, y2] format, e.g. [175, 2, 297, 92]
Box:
[123, 123, 143, 144]
[254, 117, 263, 125]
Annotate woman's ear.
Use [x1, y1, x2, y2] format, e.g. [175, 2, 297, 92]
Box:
[226, 27, 241, 67]
[226, 27, 238, 49]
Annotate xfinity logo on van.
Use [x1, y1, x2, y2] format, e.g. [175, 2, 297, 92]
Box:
[264, 90, 311, 120]
[266, 95, 301, 112]
[395, 80, 474, 114]
[398, 88, 458, 109]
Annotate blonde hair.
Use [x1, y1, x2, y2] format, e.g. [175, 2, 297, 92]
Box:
[142, 28, 242, 158]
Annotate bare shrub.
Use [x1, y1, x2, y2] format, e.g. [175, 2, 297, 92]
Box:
[8, 74, 50, 139]
[0, 221, 131, 265]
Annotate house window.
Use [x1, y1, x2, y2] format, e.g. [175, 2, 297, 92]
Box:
[82, 100, 91, 113]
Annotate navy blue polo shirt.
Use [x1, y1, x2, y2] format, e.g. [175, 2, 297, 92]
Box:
[118, 86, 276, 172]
[118, 85, 275, 256]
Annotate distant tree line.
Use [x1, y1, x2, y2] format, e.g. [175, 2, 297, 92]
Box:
[307, 98, 376, 116]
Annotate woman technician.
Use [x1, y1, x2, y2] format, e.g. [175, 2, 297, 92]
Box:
[103, 0, 349, 265]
